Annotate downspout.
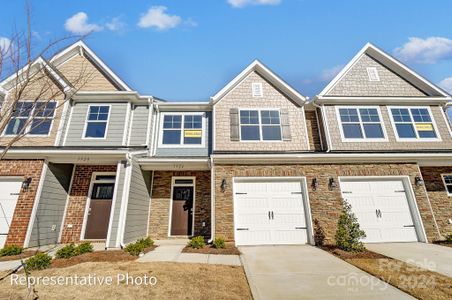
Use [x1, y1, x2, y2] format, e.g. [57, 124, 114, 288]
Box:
[208, 158, 215, 243]
[146, 97, 154, 156]
[151, 104, 160, 157]
[312, 99, 332, 152]
[118, 152, 133, 248]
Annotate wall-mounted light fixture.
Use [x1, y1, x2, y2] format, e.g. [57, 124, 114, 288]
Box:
[22, 177, 32, 192]
[328, 177, 337, 190]
[311, 178, 318, 191]
[415, 176, 424, 187]
[220, 179, 228, 193]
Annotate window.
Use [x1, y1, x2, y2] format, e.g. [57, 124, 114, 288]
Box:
[366, 67, 380, 81]
[390, 107, 437, 140]
[252, 83, 263, 97]
[84, 105, 110, 138]
[442, 175, 452, 196]
[4, 101, 56, 136]
[239, 109, 282, 141]
[161, 113, 204, 146]
[338, 107, 385, 140]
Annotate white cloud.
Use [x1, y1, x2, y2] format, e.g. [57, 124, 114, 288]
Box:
[0, 37, 11, 54]
[320, 64, 344, 81]
[394, 37, 452, 64]
[228, 0, 281, 8]
[439, 77, 452, 94]
[105, 17, 126, 32]
[65, 12, 103, 35]
[138, 6, 182, 30]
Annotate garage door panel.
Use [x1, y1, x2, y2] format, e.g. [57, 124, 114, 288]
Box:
[272, 230, 307, 244]
[236, 230, 272, 246]
[273, 212, 306, 227]
[0, 179, 22, 248]
[381, 228, 417, 242]
[236, 213, 270, 227]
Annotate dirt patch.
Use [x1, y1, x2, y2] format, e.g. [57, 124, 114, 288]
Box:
[0, 261, 252, 299]
[52, 251, 137, 268]
[433, 241, 452, 248]
[321, 245, 387, 259]
[0, 250, 36, 262]
[182, 243, 240, 255]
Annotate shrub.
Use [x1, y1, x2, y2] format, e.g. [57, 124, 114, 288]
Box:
[0, 245, 23, 257]
[335, 201, 366, 252]
[445, 234, 452, 243]
[26, 253, 52, 270]
[213, 237, 225, 249]
[188, 236, 205, 249]
[55, 244, 76, 259]
[125, 242, 145, 256]
[313, 219, 326, 247]
[74, 242, 93, 255]
[137, 237, 154, 248]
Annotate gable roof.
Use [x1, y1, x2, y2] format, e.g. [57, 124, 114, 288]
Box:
[319, 42, 450, 98]
[211, 60, 306, 105]
[50, 40, 132, 91]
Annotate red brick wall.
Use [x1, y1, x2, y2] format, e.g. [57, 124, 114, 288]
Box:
[60, 165, 117, 243]
[1, 160, 45, 246]
[420, 167, 452, 237]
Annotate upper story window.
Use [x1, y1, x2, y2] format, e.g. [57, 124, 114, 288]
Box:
[240, 109, 282, 141]
[84, 105, 110, 139]
[366, 67, 380, 81]
[160, 113, 204, 147]
[442, 175, 452, 196]
[389, 107, 438, 140]
[337, 107, 385, 140]
[252, 83, 263, 97]
[4, 101, 56, 136]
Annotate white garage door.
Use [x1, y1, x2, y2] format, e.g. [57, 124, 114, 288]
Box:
[0, 179, 22, 248]
[340, 179, 419, 243]
[234, 179, 309, 246]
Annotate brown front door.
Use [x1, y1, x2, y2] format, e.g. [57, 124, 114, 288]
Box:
[84, 182, 114, 239]
[170, 186, 194, 236]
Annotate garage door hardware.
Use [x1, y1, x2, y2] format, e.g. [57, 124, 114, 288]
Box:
[394, 190, 406, 193]
[235, 192, 247, 195]
[403, 225, 415, 228]
[236, 228, 249, 231]
[291, 192, 302, 194]
[268, 211, 275, 220]
[375, 209, 382, 218]
[342, 191, 352, 194]
[295, 227, 307, 230]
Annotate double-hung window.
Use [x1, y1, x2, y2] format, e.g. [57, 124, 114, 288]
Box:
[442, 175, 452, 196]
[84, 105, 110, 138]
[338, 107, 385, 140]
[161, 113, 204, 146]
[4, 101, 56, 136]
[390, 107, 437, 140]
[239, 109, 282, 141]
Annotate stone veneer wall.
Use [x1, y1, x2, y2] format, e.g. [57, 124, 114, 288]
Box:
[215, 163, 440, 244]
[149, 171, 211, 239]
[1, 160, 45, 246]
[420, 167, 452, 237]
[60, 165, 117, 243]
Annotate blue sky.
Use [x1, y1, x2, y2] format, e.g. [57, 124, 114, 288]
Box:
[1, 0, 452, 101]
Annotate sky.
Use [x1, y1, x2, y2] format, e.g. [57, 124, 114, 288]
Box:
[1, 0, 452, 102]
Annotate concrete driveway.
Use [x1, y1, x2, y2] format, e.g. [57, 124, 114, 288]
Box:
[239, 245, 413, 300]
[366, 242, 452, 277]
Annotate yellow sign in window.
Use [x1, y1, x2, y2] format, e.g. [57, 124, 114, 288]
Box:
[184, 130, 202, 138]
[415, 123, 433, 131]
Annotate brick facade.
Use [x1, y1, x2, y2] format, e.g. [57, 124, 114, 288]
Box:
[420, 167, 452, 237]
[148, 171, 211, 239]
[1, 160, 45, 246]
[214, 163, 441, 244]
[60, 165, 117, 243]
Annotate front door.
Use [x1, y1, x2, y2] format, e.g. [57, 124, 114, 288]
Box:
[170, 185, 194, 236]
[84, 180, 115, 240]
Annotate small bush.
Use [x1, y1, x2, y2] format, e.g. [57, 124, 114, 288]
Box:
[313, 219, 326, 247]
[445, 234, 452, 243]
[26, 253, 52, 270]
[74, 242, 93, 255]
[213, 237, 225, 249]
[188, 236, 205, 249]
[55, 244, 76, 259]
[335, 201, 366, 252]
[0, 245, 23, 257]
[137, 237, 154, 248]
[125, 242, 144, 256]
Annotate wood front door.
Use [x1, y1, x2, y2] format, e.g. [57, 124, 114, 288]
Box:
[170, 186, 194, 236]
[84, 182, 114, 239]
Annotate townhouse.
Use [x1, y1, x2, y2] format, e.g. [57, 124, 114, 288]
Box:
[0, 41, 451, 250]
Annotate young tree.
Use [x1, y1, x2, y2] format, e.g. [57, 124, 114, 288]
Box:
[335, 200, 367, 252]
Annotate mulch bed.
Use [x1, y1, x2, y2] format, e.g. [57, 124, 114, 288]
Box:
[433, 241, 452, 248]
[321, 245, 388, 259]
[182, 243, 240, 255]
[0, 250, 37, 262]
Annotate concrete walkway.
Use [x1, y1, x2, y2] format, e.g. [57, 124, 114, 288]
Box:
[137, 239, 241, 266]
[240, 245, 413, 300]
[366, 242, 452, 277]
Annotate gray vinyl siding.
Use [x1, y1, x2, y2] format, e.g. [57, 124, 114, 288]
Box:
[123, 159, 151, 244]
[129, 105, 149, 146]
[28, 163, 73, 247]
[107, 161, 126, 248]
[64, 102, 128, 146]
[155, 111, 211, 157]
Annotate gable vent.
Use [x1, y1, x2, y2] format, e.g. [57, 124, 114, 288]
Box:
[252, 82, 263, 97]
[366, 67, 380, 81]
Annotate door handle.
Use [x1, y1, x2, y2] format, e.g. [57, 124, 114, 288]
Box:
[271, 211, 274, 220]
[378, 209, 382, 218]
[376, 209, 378, 218]
[268, 211, 271, 220]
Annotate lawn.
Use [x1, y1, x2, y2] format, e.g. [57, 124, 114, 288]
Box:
[0, 262, 252, 300]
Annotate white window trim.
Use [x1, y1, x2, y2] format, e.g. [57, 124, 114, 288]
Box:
[158, 112, 206, 148]
[335, 106, 388, 142]
[251, 82, 263, 98]
[366, 67, 380, 81]
[82, 104, 111, 140]
[168, 176, 196, 237]
[441, 174, 452, 196]
[2, 100, 57, 137]
[238, 108, 283, 142]
[387, 105, 442, 142]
